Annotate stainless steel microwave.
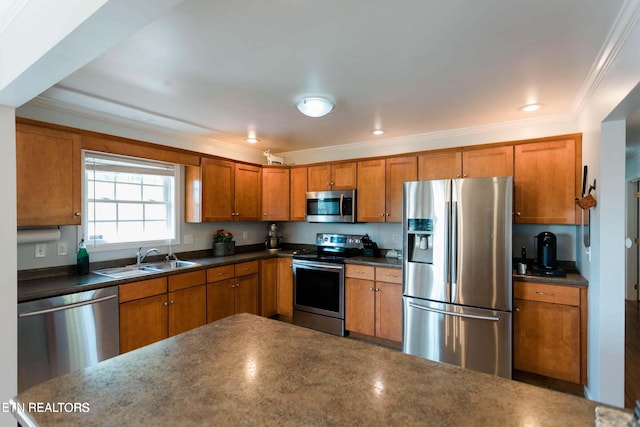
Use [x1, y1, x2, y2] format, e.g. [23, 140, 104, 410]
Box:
[306, 190, 357, 223]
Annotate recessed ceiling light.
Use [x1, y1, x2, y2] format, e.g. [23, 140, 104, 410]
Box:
[246, 137, 259, 144]
[296, 97, 336, 118]
[519, 103, 542, 112]
[372, 129, 384, 136]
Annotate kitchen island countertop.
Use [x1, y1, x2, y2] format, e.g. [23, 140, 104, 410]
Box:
[12, 313, 611, 426]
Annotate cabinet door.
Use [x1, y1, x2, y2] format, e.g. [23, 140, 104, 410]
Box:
[307, 164, 332, 191]
[357, 159, 386, 223]
[277, 258, 294, 317]
[120, 294, 168, 354]
[17, 124, 81, 226]
[375, 282, 402, 342]
[207, 279, 236, 323]
[513, 298, 581, 383]
[385, 156, 417, 222]
[262, 167, 290, 221]
[290, 167, 308, 221]
[202, 158, 235, 222]
[463, 146, 513, 178]
[418, 151, 462, 180]
[235, 273, 259, 315]
[260, 258, 278, 317]
[331, 161, 357, 189]
[514, 139, 577, 224]
[235, 163, 262, 221]
[345, 278, 376, 336]
[168, 285, 206, 337]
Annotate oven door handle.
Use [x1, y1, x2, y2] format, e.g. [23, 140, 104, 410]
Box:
[339, 193, 344, 217]
[294, 261, 344, 270]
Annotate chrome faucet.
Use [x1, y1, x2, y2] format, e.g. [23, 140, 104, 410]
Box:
[136, 247, 159, 266]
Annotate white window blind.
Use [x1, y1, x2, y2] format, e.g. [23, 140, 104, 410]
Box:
[84, 152, 177, 249]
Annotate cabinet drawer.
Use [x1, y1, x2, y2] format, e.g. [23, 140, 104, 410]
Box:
[207, 265, 235, 283]
[375, 267, 402, 284]
[235, 260, 259, 277]
[346, 264, 375, 280]
[513, 281, 580, 306]
[168, 270, 207, 292]
[119, 277, 167, 303]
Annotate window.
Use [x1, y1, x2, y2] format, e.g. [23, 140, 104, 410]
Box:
[84, 151, 178, 249]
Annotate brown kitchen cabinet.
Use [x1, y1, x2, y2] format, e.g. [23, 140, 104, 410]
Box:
[277, 257, 294, 317]
[357, 156, 417, 223]
[262, 167, 290, 221]
[418, 146, 513, 180]
[119, 271, 207, 354]
[16, 123, 82, 226]
[514, 136, 581, 224]
[186, 159, 261, 222]
[345, 265, 402, 343]
[513, 280, 587, 384]
[289, 166, 308, 221]
[307, 161, 357, 191]
[260, 258, 278, 317]
[206, 261, 259, 323]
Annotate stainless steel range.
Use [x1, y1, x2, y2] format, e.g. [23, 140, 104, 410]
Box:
[292, 233, 363, 336]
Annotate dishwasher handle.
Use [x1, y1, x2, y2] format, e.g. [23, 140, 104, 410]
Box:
[19, 294, 118, 318]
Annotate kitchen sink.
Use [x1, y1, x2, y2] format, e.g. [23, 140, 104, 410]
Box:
[94, 260, 200, 279]
[140, 260, 201, 271]
[94, 266, 155, 279]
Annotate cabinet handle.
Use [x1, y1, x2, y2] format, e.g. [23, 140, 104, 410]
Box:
[456, 174, 461, 178]
[379, 213, 385, 217]
[289, 264, 292, 268]
[163, 302, 168, 306]
[535, 291, 554, 296]
[516, 211, 521, 216]
[74, 212, 81, 216]
[375, 288, 380, 292]
[385, 213, 390, 216]
[236, 283, 240, 287]
[369, 288, 374, 292]
[264, 213, 268, 216]
[515, 307, 520, 312]
[463, 174, 468, 178]
[170, 300, 175, 304]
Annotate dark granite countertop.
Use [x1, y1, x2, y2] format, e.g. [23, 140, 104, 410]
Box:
[346, 255, 402, 268]
[11, 313, 611, 426]
[513, 270, 588, 287]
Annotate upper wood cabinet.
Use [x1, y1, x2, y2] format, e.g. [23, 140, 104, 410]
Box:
[307, 161, 357, 191]
[289, 166, 307, 221]
[186, 159, 261, 222]
[16, 123, 82, 226]
[262, 167, 290, 221]
[357, 156, 417, 222]
[418, 146, 513, 180]
[514, 137, 580, 224]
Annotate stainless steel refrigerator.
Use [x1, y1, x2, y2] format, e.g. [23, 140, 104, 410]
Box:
[402, 176, 512, 378]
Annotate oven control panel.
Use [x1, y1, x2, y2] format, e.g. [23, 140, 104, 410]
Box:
[315, 233, 363, 249]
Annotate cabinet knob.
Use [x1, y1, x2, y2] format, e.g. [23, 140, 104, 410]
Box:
[74, 212, 81, 216]
[515, 307, 520, 312]
[375, 288, 380, 292]
[516, 211, 521, 216]
[170, 300, 175, 304]
[463, 174, 468, 178]
[385, 213, 390, 216]
[163, 302, 168, 306]
[369, 288, 374, 292]
[236, 283, 240, 287]
[456, 174, 461, 178]
[379, 213, 385, 217]
[264, 213, 268, 216]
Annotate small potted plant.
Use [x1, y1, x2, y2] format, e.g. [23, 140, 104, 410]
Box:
[213, 229, 235, 256]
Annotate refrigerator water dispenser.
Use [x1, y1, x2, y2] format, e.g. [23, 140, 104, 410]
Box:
[407, 233, 433, 264]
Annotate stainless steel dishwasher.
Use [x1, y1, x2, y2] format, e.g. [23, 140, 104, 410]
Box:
[18, 286, 119, 392]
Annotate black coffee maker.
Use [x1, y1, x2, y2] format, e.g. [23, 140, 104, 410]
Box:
[532, 231, 566, 277]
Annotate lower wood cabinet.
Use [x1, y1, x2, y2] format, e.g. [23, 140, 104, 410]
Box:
[276, 257, 294, 317]
[119, 271, 207, 354]
[206, 261, 259, 323]
[345, 265, 402, 343]
[260, 258, 278, 317]
[513, 280, 587, 384]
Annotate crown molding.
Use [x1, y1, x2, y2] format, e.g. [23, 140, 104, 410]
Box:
[571, 0, 640, 117]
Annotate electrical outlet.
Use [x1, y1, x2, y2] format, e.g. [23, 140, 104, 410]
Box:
[392, 234, 399, 244]
[242, 231, 248, 240]
[184, 234, 194, 245]
[57, 241, 68, 256]
[35, 244, 47, 258]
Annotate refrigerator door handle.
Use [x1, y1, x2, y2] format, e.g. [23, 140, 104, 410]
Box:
[450, 200, 458, 302]
[445, 200, 451, 288]
[408, 302, 501, 322]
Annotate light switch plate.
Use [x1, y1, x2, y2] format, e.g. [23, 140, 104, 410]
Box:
[184, 234, 194, 245]
[57, 242, 68, 256]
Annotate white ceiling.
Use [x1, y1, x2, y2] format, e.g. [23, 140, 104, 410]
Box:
[30, 0, 627, 154]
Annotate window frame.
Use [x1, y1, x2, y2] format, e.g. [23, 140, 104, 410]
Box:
[82, 150, 181, 252]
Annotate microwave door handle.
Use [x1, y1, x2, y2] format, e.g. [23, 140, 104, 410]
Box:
[339, 193, 344, 217]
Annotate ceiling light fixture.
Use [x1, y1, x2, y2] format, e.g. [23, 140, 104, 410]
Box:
[372, 129, 384, 136]
[519, 103, 542, 112]
[296, 97, 335, 118]
[245, 137, 259, 144]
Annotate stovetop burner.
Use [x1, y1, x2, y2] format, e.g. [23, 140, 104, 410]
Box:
[292, 233, 364, 263]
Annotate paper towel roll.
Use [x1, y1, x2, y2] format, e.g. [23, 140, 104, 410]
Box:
[17, 228, 61, 244]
